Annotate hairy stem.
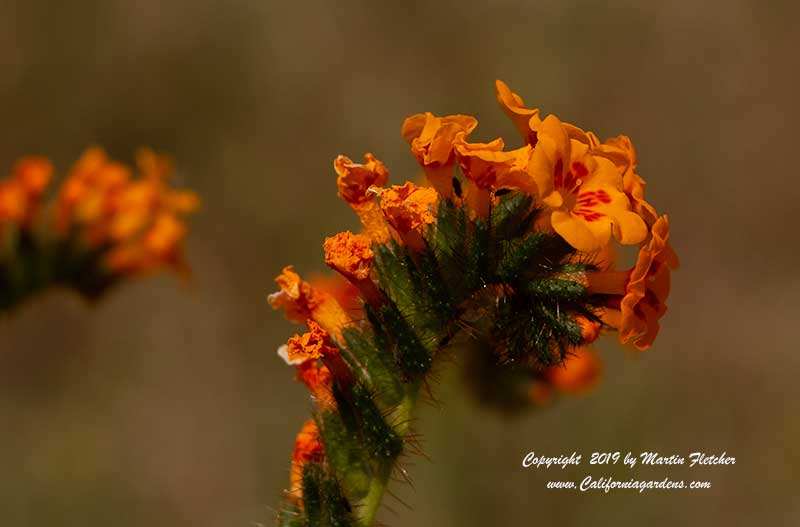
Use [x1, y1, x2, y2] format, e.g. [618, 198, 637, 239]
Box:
[358, 388, 417, 525]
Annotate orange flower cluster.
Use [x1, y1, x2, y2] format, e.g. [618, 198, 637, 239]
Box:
[1, 147, 199, 280]
[55, 148, 199, 275]
[329, 80, 678, 352]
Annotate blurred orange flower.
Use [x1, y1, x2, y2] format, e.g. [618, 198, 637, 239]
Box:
[544, 347, 602, 394]
[0, 157, 52, 225]
[56, 147, 199, 275]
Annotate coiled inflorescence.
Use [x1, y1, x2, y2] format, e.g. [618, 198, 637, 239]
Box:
[270, 80, 678, 526]
[0, 148, 199, 312]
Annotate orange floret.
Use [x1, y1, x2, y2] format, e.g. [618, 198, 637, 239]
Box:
[373, 182, 438, 252]
[323, 231, 374, 282]
[594, 134, 659, 228]
[544, 347, 602, 394]
[295, 359, 336, 409]
[401, 112, 477, 198]
[585, 215, 678, 351]
[334, 153, 391, 242]
[286, 320, 339, 364]
[269, 266, 324, 323]
[495, 80, 541, 145]
[618, 215, 679, 350]
[308, 273, 362, 315]
[323, 231, 384, 306]
[576, 316, 601, 345]
[335, 153, 388, 205]
[269, 266, 351, 339]
[375, 182, 437, 232]
[0, 156, 53, 225]
[453, 132, 534, 216]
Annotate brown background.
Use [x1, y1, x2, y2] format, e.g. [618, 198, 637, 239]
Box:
[0, 1, 797, 525]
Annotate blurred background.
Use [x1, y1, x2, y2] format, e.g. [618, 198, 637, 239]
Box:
[1, 0, 798, 525]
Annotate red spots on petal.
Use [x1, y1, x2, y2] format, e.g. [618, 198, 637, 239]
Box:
[595, 189, 611, 204]
[573, 209, 606, 222]
[577, 189, 612, 208]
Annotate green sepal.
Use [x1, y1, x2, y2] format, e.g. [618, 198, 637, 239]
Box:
[301, 462, 356, 527]
[490, 191, 538, 240]
[340, 326, 403, 407]
[495, 231, 547, 282]
[375, 302, 432, 380]
[317, 410, 371, 500]
[463, 219, 489, 292]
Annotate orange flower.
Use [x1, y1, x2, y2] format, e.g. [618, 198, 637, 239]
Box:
[585, 215, 678, 350]
[528, 382, 554, 406]
[594, 135, 658, 228]
[285, 320, 339, 364]
[453, 133, 534, 217]
[0, 181, 27, 223]
[334, 154, 391, 242]
[323, 231, 384, 306]
[495, 80, 600, 147]
[618, 215, 678, 350]
[270, 266, 323, 322]
[136, 147, 174, 181]
[308, 273, 362, 315]
[104, 214, 189, 275]
[374, 182, 438, 251]
[335, 153, 388, 205]
[289, 419, 324, 501]
[401, 112, 477, 198]
[13, 157, 53, 196]
[0, 157, 53, 224]
[269, 266, 351, 339]
[528, 115, 647, 252]
[295, 359, 336, 409]
[544, 347, 602, 394]
[57, 148, 128, 234]
[495, 80, 541, 145]
[575, 315, 601, 345]
[323, 231, 373, 282]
